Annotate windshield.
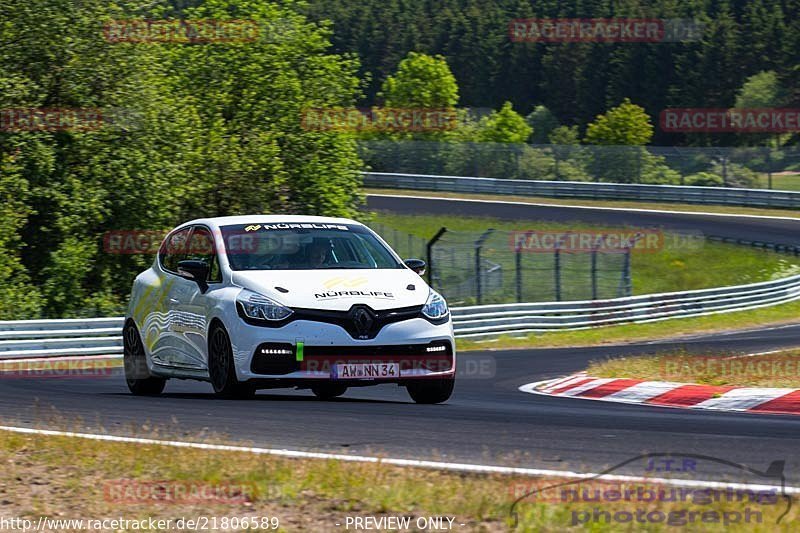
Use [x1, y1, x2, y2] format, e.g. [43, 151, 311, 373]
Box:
[220, 223, 404, 271]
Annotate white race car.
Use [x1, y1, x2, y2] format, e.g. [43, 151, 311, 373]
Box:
[124, 216, 455, 403]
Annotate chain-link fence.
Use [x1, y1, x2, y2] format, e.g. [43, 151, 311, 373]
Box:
[371, 223, 427, 259]
[359, 141, 800, 189]
[375, 226, 632, 306]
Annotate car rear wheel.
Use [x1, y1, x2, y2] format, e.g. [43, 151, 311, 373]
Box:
[311, 384, 348, 400]
[208, 323, 255, 399]
[123, 321, 166, 396]
[406, 378, 454, 404]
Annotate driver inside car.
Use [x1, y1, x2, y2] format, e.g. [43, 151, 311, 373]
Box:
[306, 238, 333, 268]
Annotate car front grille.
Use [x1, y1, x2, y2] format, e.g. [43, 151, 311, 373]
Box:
[239, 303, 427, 339]
[292, 305, 424, 339]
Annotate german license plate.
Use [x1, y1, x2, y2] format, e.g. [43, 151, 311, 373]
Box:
[333, 363, 399, 379]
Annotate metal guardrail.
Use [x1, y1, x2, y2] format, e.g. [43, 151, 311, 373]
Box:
[364, 172, 800, 209]
[3, 273, 800, 354]
[0, 317, 123, 359]
[451, 274, 800, 337]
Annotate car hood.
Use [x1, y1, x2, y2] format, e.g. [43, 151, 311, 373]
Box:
[231, 269, 430, 311]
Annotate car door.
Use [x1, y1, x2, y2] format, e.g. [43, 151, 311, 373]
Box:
[171, 225, 223, 371]
[144, 226, 192, 368]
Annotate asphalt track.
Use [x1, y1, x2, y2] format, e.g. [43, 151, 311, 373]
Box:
[2, 194, 800, 486]
[367, 193, 800, 247]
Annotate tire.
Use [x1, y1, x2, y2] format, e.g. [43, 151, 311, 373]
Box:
[208, 323, 255, 399]
[123, 321, 166, 396]
[406, 378, 454, 404]
[311, 384, 348, 400]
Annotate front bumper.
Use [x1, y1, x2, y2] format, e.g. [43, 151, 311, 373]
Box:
[228, 316, 456, 384]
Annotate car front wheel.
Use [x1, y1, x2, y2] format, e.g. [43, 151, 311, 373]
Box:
[208, 323, 255, 399]
[123, 321, 166, 396]
[406, 378, 454, 404]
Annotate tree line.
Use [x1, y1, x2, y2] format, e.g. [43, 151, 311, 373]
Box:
[0, 0, 364, 318]
[1, 0, 797, 319]
[306, 0, 799, 146]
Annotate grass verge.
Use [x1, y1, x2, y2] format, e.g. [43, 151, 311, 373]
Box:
[0, 428, 796, 531]
[755, 173, 800, 192]
[369, 212, 800, 298]
[586, 348, 800, 388]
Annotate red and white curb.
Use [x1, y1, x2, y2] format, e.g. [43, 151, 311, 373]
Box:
[520, 373, 800, 415]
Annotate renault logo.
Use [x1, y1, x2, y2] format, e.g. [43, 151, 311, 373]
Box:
[351, 306, 375, 337]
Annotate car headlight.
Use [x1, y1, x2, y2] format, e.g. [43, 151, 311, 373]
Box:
[237, 289, 293, 321]
[421, 289, 449, 321]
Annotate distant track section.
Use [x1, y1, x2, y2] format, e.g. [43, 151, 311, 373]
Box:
[364, 172, 800, 209]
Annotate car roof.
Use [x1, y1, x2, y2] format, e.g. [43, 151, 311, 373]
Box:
[175, 214, 364, 231]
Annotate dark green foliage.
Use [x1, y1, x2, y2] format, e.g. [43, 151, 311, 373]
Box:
[0, 0, 364, 317]
[306, 0, 799, 146]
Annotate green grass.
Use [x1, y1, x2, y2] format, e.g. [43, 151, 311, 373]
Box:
[754, 172, 800, 192]
[455, 299, 800, 352]
[370, 212, 800, 300]
[366, 192, 800, 353]
[586, 348, 800, 388]
[1, 427, 796, 532]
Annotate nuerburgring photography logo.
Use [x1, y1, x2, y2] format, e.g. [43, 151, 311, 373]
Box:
[509, 453, 792, 528]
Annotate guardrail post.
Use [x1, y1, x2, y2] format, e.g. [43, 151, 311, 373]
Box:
[554, 244, 562, 301]
[766, 146, 773, 190]
[620, 247, 632, 297]
[475, 229, 495, 305]
[721, 155, 728, 187]
[636, 148, 642, 184]
[515, 244, 523, 302]
[426, 227, 447, 286]
[591, 248, 598, 300]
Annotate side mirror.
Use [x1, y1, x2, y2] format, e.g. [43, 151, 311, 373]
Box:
[404, 258, 426, 276]
[177, 259, 209, 292]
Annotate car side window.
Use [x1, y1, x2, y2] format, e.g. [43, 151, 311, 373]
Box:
[159, 227, 192, 273]
[186, 226, 222, 283]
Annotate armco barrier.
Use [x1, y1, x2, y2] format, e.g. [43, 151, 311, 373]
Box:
[0, 317, 123, 359]
[363, 172, 800, 209]
[3, 273, 800, 354]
